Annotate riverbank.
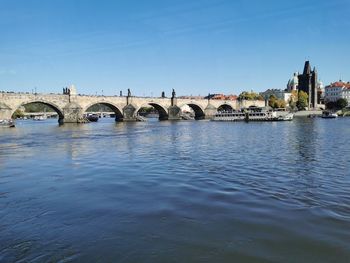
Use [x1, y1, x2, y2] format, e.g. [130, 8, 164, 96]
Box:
[293, 110, 323, 117]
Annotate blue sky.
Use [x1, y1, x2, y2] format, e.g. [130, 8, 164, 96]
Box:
[0, 0, 349, 96]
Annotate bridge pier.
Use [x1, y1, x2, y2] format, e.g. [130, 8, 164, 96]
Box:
[0, 103, 13, 120]
[204, 104, 217, 119]
[168, 106, 182, 120]
[62, 102, 85, 123]
[122, 104, 138, 121]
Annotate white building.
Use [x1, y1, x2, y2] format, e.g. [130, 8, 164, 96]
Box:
[324, 81, 350, 103]
[260, 89, 292, 105]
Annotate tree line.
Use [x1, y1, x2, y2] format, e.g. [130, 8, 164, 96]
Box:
[325, 99, 348, 110]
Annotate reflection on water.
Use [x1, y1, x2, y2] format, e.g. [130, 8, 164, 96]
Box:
[0, 118, 350, 262]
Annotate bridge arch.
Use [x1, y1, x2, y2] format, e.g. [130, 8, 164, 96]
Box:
[83, 102, 124, 121]
[179, 103, 206, 120]
[11, 100, 65, 123]
[217, 104, 234, 112]
[135, 102, 169, 120]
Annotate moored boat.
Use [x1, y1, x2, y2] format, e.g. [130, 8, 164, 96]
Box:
[212, 110, 294, 122]
[86, 114, 99, 122]
[321, 111, 338, 119]
[33, 115, 47, 121]
[278, 113, 294, 121]
[0, 119, 15, 128]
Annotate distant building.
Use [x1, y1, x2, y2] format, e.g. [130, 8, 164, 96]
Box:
[324, 81, 350, 103]
[204, 94, 237, 100]
[286, 61, 323, 108]
[260, 89, 291, 106]
[298, 61, 319, 108]
[260, 89, 285, 100]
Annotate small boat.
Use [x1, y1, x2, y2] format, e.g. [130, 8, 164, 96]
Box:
[0, 119, 15, 128]
[321, 111, 338, 119]
[33, 108, 48, 121]
[278, 113, 294, 121]
[33, 115, 47, 121]
[86, 114, 99, 122]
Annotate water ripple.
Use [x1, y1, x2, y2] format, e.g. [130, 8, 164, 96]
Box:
[0, 118, 350, 262]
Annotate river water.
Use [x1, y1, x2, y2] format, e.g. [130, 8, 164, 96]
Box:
[0, 118, 349, 262]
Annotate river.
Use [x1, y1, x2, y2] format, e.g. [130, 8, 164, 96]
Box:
[0, 117, 349, 262]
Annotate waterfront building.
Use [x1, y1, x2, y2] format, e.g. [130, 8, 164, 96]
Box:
[260, 89, 291, 106]
[286, 61, 323, 107]
[324, 81, 350, 103]
[297, 61, 319, 109]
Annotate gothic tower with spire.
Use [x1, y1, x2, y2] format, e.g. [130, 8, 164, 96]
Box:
[298, 61, 319, 109]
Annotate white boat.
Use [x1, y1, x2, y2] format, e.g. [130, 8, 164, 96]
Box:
[212, 110, 294, 122]
[0, 119, 15, 128]
[321, 111, 338, 119]
[33, 115, 47, 121]
[279, 113, 294, 121]
[33, 108, 48, 121]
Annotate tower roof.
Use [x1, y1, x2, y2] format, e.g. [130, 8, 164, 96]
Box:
[303, 61, 311, 75]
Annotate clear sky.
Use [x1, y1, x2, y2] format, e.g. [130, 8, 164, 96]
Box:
[0, 0, 349, 96]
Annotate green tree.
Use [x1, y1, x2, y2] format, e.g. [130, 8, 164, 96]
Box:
[12, 109, 25, 119]
[289, 100, 296, 110]
[288, 90, 298, 111]
[24, 103, 54, 112]
[278, 99, 286, 108]
[271, 98, 286, 109]
[326, 101, 336, 110]
[138, 107, 155, 114]
[268, 95, 277, 108]
[238, 91, 263, 101]
[296, 91, 308, 110]
[86, 103, 114, 112]
[336, 98, 348, 109]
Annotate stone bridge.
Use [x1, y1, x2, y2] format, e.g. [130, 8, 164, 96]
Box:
[0, 87, 265, 123]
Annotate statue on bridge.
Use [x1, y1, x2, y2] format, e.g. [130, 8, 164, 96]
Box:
[172, 89, 176, 98]
[63, 87, 69, 95]
[63, 85, 77, 96]
[127, 89, 131, 97]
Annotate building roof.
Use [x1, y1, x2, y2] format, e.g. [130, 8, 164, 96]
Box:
[204, 94, 237, 100]
[303, 61, 312, 75]
[327, 81, 350, 89]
